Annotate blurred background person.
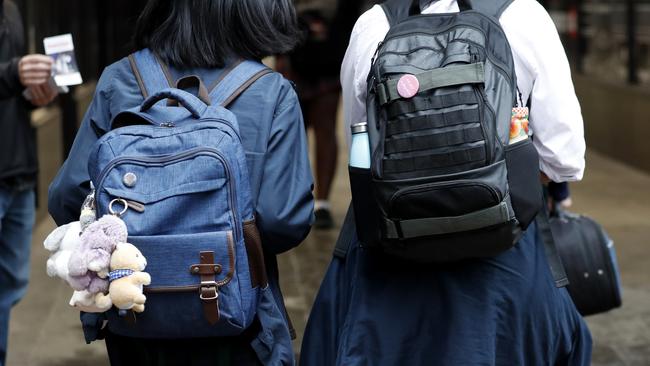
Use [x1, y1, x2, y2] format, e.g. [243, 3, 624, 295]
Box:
[0, 0, 57, 365]
[278, 0, 375, 229]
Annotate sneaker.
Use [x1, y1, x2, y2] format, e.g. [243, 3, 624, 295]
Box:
[314, 208, 334, 229]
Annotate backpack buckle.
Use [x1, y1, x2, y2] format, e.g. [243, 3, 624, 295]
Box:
[194, 251, 221, 324]
[199, 282, 218, 301]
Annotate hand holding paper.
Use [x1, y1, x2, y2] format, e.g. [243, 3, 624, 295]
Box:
[18, 54, 53, 87]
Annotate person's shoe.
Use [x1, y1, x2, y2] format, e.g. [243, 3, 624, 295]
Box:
[314, 208, 334, 229]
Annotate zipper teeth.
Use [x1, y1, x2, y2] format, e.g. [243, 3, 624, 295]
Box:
[95, 147, 210, 188]
[95, 147, 242, 244]
[380, 45, 456, 56]
[389, 180, 500, 209]
[97, 118, 242, 148]
[474, 87, 492, 165]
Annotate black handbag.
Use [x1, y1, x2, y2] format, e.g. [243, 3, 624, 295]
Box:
[549, 208, 622, 316]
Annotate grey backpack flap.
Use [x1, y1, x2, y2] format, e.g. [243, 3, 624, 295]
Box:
[350, 0, 542, 262]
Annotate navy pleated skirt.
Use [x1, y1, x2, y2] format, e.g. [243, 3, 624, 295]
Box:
[300, 216, 592, 366]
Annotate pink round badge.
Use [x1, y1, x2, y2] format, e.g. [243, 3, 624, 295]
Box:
[396, 74, 420, 99]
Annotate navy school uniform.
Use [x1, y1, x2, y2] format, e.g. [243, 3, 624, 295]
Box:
[48, 54, 314, 365]
[300, 210, 592, 366]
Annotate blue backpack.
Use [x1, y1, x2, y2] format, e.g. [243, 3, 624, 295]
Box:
[88, 50, 271, 338]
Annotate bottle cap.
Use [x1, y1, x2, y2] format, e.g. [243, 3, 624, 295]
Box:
[351, 122, 368, 134]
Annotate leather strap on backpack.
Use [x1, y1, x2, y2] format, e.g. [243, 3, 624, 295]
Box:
[243, 218, 268, 288]
[128, 54, 149, 99]
[220, 68, 273, 108]
[195, 251, 221, 325]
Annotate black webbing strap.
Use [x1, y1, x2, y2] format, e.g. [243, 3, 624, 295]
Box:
[386, 108, 480, 136]
[384, 125, 484, 154]
[377, 63, 485, 105]
[383, 145, 485, 173]
[380, 0, 413, 27]
[387, 91, 477, 119]
[333, 204, 356, 259]
[536, 200, 569, 288]
[383, 201, 510, 239]
[382, 0, 515, 26]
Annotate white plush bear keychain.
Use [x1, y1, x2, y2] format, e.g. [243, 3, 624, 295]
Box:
[44, 188, 107, 312]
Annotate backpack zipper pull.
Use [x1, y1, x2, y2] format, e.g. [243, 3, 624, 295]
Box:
[125, 199, 145, 213]
[108, 198, 145, 215]
[160, 122, 175, 128]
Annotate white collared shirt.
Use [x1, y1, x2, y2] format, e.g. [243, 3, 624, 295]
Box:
[341, 0, 585, 182]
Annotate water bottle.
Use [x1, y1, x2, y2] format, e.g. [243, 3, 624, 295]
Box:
[350, 122, 371, 169]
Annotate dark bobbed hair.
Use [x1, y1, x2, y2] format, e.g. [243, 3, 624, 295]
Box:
[134, 0, 301, 68]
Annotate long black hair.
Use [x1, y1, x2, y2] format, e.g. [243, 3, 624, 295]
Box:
[134, 0, 301, 68]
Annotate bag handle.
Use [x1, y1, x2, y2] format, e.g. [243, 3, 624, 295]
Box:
[140, 88, 207, 119]
[172, 75, 211, 106]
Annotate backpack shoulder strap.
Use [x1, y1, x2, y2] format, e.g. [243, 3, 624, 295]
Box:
[208, 60, 273, 108]
[459, 0, 515, 19]
[380, 0, 413, 27]
[128, 49, 175, 98]
[381, 0, 515, 28]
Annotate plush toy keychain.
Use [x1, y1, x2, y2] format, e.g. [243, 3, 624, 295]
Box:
[95, 242, 151, 316]
[67, 195, 129, 293]
[44, 188, 108, 312]
[94, 197, 151, 316]
[46, 186, 151, 314]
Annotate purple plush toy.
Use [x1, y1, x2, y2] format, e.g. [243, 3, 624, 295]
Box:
[67, 215, 128, 293]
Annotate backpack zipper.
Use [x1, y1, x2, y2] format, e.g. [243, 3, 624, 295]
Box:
[94, 147, 242, 243]
[474, 86, 493, 165]
[388, 180, 501, 214]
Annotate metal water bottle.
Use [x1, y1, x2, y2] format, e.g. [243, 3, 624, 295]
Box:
[349, 122, 370, 169]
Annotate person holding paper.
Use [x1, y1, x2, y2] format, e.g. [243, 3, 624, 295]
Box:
[0, 1, 57, 365]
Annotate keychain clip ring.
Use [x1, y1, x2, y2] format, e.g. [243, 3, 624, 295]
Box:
[108, 198, 129, 217]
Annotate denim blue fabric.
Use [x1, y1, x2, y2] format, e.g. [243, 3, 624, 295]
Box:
[48, 49, 313, 365]
[88, 51, 266, 338]
[0, 187, 35, 366]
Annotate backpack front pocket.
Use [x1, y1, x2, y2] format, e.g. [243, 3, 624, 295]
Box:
[106, 231, 256, 338]
[505, 138, 542, 229]
[95, 148, 240, 236]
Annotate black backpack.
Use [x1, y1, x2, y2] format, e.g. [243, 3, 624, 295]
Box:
[349, 0, 543, 262]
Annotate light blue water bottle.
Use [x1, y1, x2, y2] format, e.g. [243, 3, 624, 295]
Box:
[350, 122, 371, 169]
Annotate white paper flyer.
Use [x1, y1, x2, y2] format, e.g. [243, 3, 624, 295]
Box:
[43, 33, 83, 86]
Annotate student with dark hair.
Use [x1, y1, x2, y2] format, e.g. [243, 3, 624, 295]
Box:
[276, 0, 376, 229]
[48, 0, 313, 365]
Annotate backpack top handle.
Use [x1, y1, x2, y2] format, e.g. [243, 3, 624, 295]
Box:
[140, 88, 207, 119]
